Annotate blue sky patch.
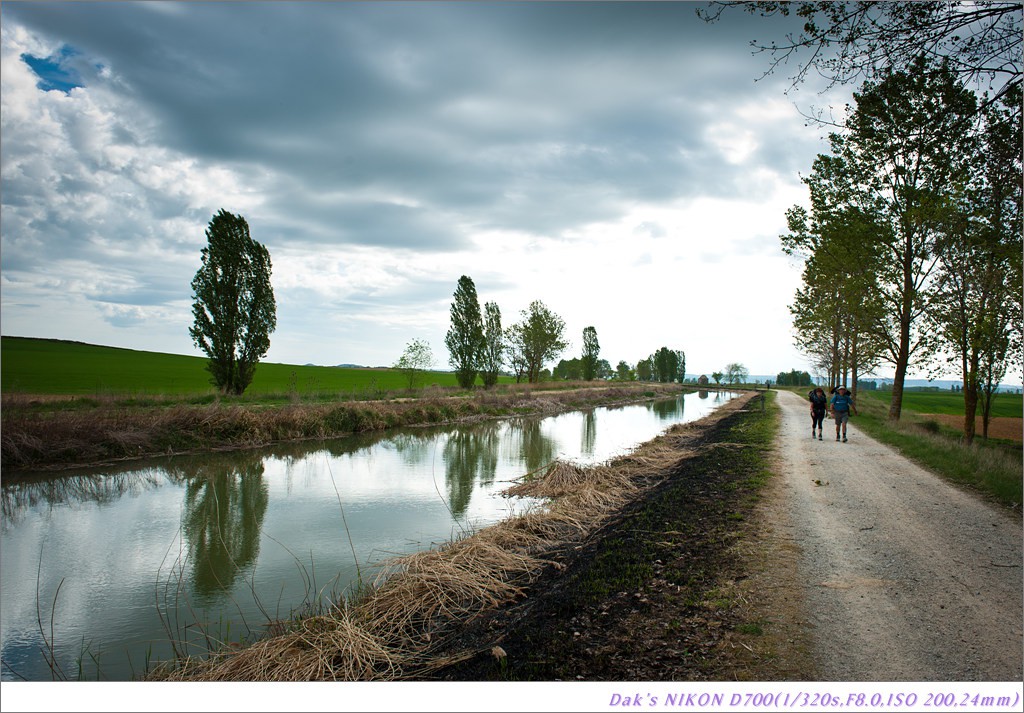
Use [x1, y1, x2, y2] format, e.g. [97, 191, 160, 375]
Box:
[21, 46, 84, 94]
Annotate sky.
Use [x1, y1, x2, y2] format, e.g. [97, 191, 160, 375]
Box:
[0, 1, 914, 380]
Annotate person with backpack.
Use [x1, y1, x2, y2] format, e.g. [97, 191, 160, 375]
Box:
[808, 386, 828, 440]
[829, 386, 858, 442]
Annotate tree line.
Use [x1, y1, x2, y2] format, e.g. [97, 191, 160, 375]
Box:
[707, 2, 1022, 442]
[444, 275, 687, 387]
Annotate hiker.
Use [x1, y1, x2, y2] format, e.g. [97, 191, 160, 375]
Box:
[808, 386, 828, 440]
[829, 386, 858, 442]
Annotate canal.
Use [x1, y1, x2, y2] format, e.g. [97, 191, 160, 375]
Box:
[0, 389, 739, 681]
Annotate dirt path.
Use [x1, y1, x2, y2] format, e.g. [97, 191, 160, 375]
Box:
[770, 390, 1022, 681]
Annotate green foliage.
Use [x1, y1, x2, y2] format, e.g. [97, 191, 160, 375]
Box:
[189, 210, 277, 396]
[724, 363, 749, 385]
[776, 369, 812, 387]
[394, 338, 435, 390]
[925, 82, 1022, 443]
[615, 360, 635, 381]
[636, 356, 653, 382]
[506, 300, 568, 384]
[650, 347, 685, 383]
[786, 57, 982, 420]
[445, 276, 486, 389]
[554, 357, 583, 381]
[581, 326, 600, 381]
[481, 301, 505, 388]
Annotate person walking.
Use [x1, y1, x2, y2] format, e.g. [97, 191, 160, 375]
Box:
[808, 386, 828, 440]
[829, 386, 858, 442]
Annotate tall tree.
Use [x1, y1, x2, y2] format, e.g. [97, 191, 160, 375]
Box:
[480, 301, 505, 388]
[581, 326, 600, 381]
[927, 83, 1022, 442]
[445, 275, 485, 389]
[509, 301, 568, 383]
[189, 209, 276, 396]
[797, 57, 978, 419]
[783, 204, 886, 392]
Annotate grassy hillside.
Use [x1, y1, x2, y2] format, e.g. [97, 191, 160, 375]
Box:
[0, 336, 470, 396]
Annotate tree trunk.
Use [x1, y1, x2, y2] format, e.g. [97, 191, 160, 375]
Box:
[962, 381, 978, 446]
[888, 237, 915, 422]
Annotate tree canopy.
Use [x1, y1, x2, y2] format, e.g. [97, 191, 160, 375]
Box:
[445, 275, 486, 389]
[480, 301, 505, 388]
[189, 209, 276, 396]
[506, 301, 568, 384]
[394, 338, 435, 389]
[581, 326, 601, 381]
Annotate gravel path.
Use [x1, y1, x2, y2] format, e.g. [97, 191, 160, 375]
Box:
[773, 390, 1022, 681]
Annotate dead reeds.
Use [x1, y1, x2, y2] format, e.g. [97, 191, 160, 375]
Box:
[2, 383, 691, 471]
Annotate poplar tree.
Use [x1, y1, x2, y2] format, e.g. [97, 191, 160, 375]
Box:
[189, 209, 276, 396]
[445, 275, 485, 389]
[481, 301, 505, 388]
[581, 326, 600, 381]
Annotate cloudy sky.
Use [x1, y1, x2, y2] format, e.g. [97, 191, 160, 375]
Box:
[1, 1, 864, 379]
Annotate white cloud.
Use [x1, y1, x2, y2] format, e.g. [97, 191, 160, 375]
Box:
[4, 2, 949, 381]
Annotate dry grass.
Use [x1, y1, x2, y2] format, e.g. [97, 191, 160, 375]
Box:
[2, 383, 690, 470]
[145, 391, 755, 681]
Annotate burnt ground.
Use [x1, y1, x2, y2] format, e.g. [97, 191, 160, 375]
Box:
[419, 392, 810, 682]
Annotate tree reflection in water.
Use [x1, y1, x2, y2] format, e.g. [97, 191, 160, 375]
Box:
[581, 409, 597, 457]
[1, 469, 162, 530]
[504, 418, 558, 477]
[442, 423, 500, 517]
[165, 453, 269, 602]
[648, 397, 684, 420]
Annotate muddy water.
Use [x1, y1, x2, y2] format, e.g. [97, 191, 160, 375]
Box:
[0, 389, 739, 681]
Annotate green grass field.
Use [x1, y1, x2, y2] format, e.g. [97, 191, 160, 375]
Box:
[859, 388, 1022, 418]
[0, 336, 474, 397]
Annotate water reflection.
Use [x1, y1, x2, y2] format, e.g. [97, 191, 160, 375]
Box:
[1, 390, 740, 681]
[1, 469, 163, 530]
[505, 418, 558, 476]
[166, 453, 270, 601]
[442, 423, 500, 517]
[649, 395, 684, 419]
[581, 409, 597, 457]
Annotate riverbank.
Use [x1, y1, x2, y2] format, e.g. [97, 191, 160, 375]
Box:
[1, 382, 692, 472]
[148, 390, 776, 682]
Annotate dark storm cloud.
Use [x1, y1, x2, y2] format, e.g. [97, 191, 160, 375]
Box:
[3, 1, 800, 252]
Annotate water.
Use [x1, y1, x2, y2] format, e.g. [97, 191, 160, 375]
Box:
[0, 389, 739, 681]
